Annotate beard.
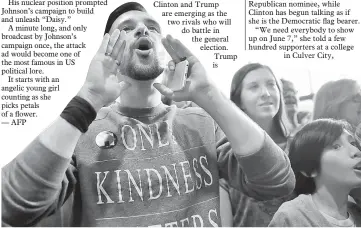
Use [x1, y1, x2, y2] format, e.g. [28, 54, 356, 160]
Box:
[120, 49, 164, 81]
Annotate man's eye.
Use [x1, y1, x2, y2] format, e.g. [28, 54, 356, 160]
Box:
[148, 26, 159, 32]
[122, 27, 132, 32]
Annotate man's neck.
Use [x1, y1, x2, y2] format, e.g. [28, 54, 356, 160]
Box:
[118, 78, 162, 108]
[312, 184, 350, 220]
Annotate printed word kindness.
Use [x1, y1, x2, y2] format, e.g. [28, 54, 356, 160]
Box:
[95, 154, 214, 204]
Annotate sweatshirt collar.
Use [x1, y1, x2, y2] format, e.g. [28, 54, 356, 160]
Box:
[111, 102, 167, 118]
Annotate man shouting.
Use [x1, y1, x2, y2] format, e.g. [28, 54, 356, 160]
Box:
[2, 2, 295, 227]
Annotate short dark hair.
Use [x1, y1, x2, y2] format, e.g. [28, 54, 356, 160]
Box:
[289, 118, 352, 195]
[104, 2, 147, 35]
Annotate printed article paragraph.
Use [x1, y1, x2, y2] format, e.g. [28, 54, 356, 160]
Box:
[246, 0, 360, 60]
[154, 0, 238, 69]
[0, 0, 108, 126]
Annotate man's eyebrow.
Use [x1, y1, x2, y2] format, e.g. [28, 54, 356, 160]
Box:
[117, 19, 133, 28]
[117, 18, 161, 31]
[146, 18, 161, 28]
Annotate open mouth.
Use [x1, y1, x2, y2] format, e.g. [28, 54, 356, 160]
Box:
[138, 42, 151, 50]
[134, 37, 153, 55]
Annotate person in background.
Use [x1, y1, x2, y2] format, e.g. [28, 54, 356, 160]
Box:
[280, 79, 301, 132]
[297, 110, 312, 126]
[313, 79, 361, 129]
[269, 119, 361, 226]
[312, 78, 361, 206]
[281, 78, 312, 130]
[219, 63, 294, 227]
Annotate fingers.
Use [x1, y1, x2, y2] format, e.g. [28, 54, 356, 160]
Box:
[162, 35, 199, 66]
[104, 30, 126, 75]
[105, 29, 120, 56]
[162, 38, 181, 63]
[108, 74, 131, 91]
[117, 31, 127, 61]
[166, 35, 194, 59]
[108, 74, 118, 83]
[112, 30, 126, 59]
[119, 30, 126, 41]
[116, 71, 126, 82]
[161, 60, 175, 86]
[153, 83, 174, 98]
[153, 83, 190, 102]
[116, 40, 126, 63]
[98, 33, 110, 55]
[168, 60, 175, 71]
[173, 80, 192, 101]
[111, 39, 123, 60]
[119, 81, 131, 92]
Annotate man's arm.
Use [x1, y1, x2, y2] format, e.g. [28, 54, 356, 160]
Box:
[2, 144, 78, 226]
[215, 123, 294, 200]
[206, 89, 294, 198]
[155, 35, 295, 198]
[2, 30, 130, 226]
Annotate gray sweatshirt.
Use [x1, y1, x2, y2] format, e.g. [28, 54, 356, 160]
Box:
[2, 103, 295, 226]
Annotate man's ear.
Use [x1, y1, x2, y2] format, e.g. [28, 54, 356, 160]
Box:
[300, 170, 317, 178]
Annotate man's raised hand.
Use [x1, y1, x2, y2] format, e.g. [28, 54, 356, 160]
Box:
[78, 29, 131, 112]
[153, 35, 214, 103]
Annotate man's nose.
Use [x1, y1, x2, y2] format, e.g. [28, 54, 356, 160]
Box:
[135, 24, 149, 37]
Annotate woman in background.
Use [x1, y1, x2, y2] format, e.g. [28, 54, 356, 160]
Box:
[220, 63, 293, 226]
[313, 79, 361, 128]
[269, 119, 361, 226]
